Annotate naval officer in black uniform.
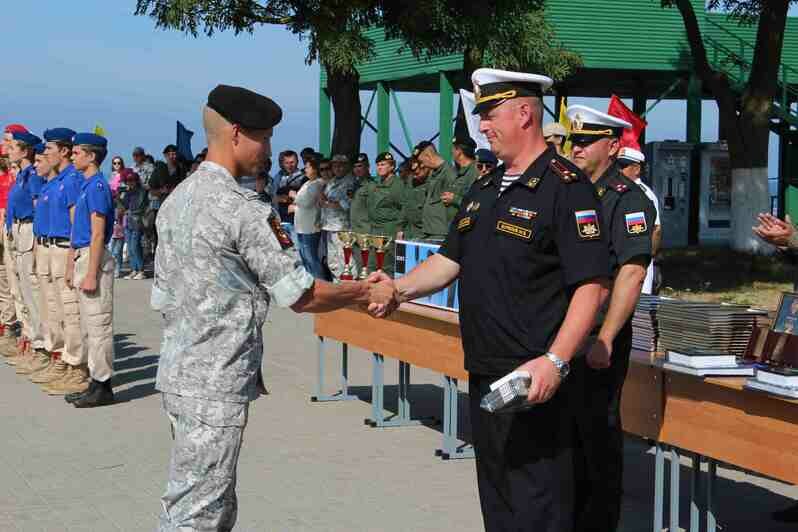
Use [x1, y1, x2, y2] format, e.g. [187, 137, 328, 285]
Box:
[566, 104, 657, 532]
[367, 69, 611, 532]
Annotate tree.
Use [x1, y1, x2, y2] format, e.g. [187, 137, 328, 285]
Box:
[134, 0, 382, 159]
[380, 0, 582, 135]
[662, 0, 794, 252]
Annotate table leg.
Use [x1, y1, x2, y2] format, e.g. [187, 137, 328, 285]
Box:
[670, 447, 680, 532]
[707, 459, 717, 532]
[690, 453, 700, 532]
[436, 376, 474, 460]
[654, 443, 665, 532]
[366, 356, 423, 428]
[311, 338, 358, 402]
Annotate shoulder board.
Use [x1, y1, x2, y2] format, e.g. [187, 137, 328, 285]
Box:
[550, 159, 578, 183]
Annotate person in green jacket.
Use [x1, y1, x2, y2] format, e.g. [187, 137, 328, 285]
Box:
[398, 159, 431, 242]
[412, 140, 457, 240]
[363, 151, 405, 276]
[442, 135, 479, 221]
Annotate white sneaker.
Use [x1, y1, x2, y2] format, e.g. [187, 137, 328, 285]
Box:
[133, 271, 147, 280]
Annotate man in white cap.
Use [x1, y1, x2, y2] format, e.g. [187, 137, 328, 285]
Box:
[618, 147, 661, 294]
[367, 69, 611, 532]
[566, 104, 657, 532]
[543, 122, 568, 155]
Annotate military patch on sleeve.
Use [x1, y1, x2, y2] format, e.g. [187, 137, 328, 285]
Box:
[625, 211, 648, 235]
[457, 216, 472, 231]
[268, 215, 294, 249]
[597, 186, 607, 198]
[550, 159, 577, 183]
[575, 210, 601, 240]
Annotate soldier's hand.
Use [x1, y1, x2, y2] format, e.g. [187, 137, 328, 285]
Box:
[80, 273, 98, 294]
[440, 192, 454, 205]
[517, 356, 561, 404]
[587, 337, 612, 369]
[753, 213, 795, 248]
[366, 271, 398, 318]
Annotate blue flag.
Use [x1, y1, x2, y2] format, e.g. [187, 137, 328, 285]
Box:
[176, 121, 194, 162]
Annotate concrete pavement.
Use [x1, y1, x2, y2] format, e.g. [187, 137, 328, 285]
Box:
[0, 277, 795, 531]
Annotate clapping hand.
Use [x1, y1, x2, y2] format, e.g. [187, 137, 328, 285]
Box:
[365, 271, 399, 318]
[753, 213, 796, 248]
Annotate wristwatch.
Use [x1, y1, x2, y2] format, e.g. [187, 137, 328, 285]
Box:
[545, 352, 570, 380]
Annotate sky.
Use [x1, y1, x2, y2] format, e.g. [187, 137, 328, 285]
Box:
[0, 1, 788, 186]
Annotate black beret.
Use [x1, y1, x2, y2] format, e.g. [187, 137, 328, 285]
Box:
[207, 84, 283, 130]
[355, 153, 369, 164]
[452, 135, 477, 153]
[376, 151, 395, 164]
[412, 140, 435, 158]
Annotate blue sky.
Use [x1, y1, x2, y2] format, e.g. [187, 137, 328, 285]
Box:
[0, 0, 785, 185]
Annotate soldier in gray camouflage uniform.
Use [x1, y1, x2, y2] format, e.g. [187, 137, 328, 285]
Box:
[152, 84, 394, 531]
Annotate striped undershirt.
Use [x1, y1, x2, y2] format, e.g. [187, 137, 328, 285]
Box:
[500, 173, 522, 194]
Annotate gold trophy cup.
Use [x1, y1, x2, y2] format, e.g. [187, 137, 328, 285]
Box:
[371, 235, 394, 272]
[356, 233, 372, 280]
[338, 231, 356, 281]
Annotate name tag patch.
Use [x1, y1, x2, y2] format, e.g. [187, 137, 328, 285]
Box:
[575, 209, 601, 240]
[458, 216, 472, 231]
[509, 207, 537, 220]
[625, 211, 648, 235]
[496, 220, 532, 240]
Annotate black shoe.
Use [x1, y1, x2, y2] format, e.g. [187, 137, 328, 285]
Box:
[65, 379, 97, 403]
[73, 379, 114, 408]
[773, 503, 798, 523]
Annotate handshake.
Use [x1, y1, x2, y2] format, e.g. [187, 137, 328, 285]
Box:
[363, 271, 400, 318]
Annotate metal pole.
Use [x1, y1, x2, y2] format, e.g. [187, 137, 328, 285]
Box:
[318, 88, 331, 157]
[390, 90, 414, 154]
[670, 447, 680, 532]
[439, 72, 454, 162]
[654, 443, 665, 532]
[707, 459, 717, 532]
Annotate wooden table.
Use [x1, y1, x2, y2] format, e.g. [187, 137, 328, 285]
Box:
[313, 306, 798, 530]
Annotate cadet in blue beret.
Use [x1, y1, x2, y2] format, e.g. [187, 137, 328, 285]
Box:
[67, 133, 115, 408]
[40, 127, 85, 395]
[31, 141, 66, 378]
[5, 130, 46, 367]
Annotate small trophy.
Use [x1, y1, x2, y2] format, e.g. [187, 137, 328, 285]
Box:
[371, 235, 393, 272]
[338, 231, 356, 281]
[356, 233, 372, 280]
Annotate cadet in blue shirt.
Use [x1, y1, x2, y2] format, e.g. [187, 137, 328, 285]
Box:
[30, 142, 65, 378]
[40, 128, 86, 395]
[5, 130, 45, 365]
[66, 133, 115, 408]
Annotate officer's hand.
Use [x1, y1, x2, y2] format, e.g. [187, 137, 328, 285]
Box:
[80, 274, 98, 294]
[587, 338, 613, 369]
[517, 356, 561, 404]
[753, 213, 795, 248]
[366, 271, 398, 318]
[440, 192, 454, 205]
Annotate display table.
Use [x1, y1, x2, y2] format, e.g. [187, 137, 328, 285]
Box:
[312, 306, 798, 531]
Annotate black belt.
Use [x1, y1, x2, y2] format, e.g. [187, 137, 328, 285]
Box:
[14, 218, 32, 224]
[36, 236, 47, 245]
[36, 236, 70, 248]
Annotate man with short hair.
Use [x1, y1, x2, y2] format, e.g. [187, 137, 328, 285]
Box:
[566, 104, 657, 532]
[131, 147, 155, 188]
[65, 133, 116, 408]
[152, 85, 390, 531]
[0, 125, 23, 352]
[618, 147, 661, 294]
[162, 144, 186, 190]
[271, 150, 304, 224]
[369, 68, 610, 531]
[414, 141, 457, 240]
[443, 135, 479, 219]
[321, 154, 355, 280]
[543, 122, 568, 155]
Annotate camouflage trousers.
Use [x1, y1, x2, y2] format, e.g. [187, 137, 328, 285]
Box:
[158, 393, 248, 532]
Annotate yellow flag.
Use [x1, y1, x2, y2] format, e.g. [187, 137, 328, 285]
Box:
[558, 96, 571, 157]
[94, 124, 107, 137]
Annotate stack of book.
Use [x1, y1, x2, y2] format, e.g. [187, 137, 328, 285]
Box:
[632, 295, 667, 352]
[658, 301, 766, 356]
[746, 366, 798, 398]
[663, 349, 756, 377]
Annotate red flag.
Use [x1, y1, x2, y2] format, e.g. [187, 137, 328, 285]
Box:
[607, 95, 646, 151]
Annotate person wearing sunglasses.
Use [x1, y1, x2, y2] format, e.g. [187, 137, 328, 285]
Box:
[475, 148, 498, 177]
[109, 156, 126, 198]
[566, 104, 656, 532]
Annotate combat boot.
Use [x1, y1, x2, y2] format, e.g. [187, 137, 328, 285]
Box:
[44, 364, 89, 396]
[29, 352, 58, 382]
[72, 379, 114, 408]
[3, 336, 24, 363]
[21, 349, 51, 376]
[16, 345, 44, 375]
[32, 356, 66, 384]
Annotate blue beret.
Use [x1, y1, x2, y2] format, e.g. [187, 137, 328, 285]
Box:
[72, 132, 107, 148]
[475, 149, 498, 165]
[43, 128, 77, 143]
[33, 143, 46, 155]
[11, 131, 42, 146]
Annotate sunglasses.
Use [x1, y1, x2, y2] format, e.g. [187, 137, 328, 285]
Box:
[112, 161, 122, 166]
[476, 163, 495, 170]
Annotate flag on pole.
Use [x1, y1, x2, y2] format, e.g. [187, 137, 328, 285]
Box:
[458, 89, 491, 150]
[557, 96, 571, 156]
[607, 95, 646, 150]
[94, 124, 107, 137]
[176, 121, 194, 162]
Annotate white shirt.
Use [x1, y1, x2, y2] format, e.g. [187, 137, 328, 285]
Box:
[636, 180, 660, 294]
[293, 179, 324, 235]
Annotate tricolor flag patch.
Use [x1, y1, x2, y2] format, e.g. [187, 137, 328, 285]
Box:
[625, 211, 648, 235]
[575, 209, 600, 240]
